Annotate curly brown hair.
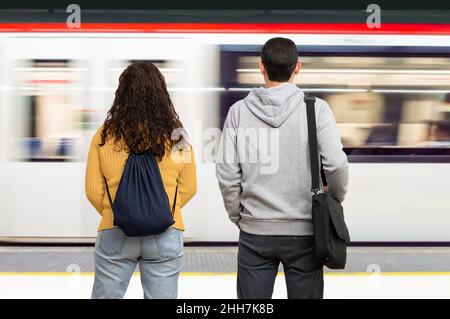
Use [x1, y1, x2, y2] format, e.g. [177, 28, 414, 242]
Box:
[99, 61, 186, 160]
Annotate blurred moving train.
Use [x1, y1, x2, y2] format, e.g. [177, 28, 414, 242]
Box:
[0, 23, 449, 243]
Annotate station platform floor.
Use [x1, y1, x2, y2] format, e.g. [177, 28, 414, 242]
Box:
[1, 246, 450, 299]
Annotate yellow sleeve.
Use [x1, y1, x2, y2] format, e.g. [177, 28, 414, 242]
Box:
[85, 128, 105, 215]
[177, 149, 197, 209]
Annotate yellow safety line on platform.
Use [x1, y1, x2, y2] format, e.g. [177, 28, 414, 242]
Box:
[1, 271, 450, 277]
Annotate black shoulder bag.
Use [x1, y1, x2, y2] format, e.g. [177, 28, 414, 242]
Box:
[305, 96, 351, 269]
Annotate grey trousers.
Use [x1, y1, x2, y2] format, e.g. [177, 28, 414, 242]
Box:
[92, 227, 183, 299]
[237, 231, 324, 299]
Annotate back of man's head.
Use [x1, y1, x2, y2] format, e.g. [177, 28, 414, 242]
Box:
[261, 37, 298, 82]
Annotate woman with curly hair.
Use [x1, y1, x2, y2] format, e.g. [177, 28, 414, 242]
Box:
[85, 62, 197, 299]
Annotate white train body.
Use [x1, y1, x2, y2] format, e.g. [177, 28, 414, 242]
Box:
[0, 29, 449, 242]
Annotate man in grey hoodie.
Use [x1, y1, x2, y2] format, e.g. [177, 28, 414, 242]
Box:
[216, 37, 349, 299]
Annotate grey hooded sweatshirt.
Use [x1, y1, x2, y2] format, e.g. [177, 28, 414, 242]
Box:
[216, 83, 349, 236]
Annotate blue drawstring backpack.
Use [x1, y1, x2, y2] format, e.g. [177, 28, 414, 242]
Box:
[104, 151, 176, 236]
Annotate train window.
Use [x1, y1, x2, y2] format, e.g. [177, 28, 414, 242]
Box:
[13, 59, 87, 162]
[108, 59, 185, 91]
[220, 49, 450, 163]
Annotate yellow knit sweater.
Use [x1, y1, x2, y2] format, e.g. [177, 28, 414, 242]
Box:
[85, 126, 197, 232]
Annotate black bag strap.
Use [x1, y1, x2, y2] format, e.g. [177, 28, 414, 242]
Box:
[103, 176, 178, 217]
[171, 179, 178, 218]
[305, 96, 321, 194]
[104, 177, 114, 211]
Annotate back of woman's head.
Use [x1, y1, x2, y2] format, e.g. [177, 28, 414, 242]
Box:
[100, 62, 185, 159]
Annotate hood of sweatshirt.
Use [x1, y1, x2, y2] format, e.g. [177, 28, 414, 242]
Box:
[244, 82, 304, 128]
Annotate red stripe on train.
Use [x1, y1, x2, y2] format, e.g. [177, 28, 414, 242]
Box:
[0, 23, 449, 35]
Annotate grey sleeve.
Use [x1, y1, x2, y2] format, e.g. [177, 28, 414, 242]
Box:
[317, 100, 349, 203]
[215, 106, 242, 226]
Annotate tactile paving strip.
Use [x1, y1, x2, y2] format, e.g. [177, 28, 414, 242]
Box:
[1, 246, 450, 273]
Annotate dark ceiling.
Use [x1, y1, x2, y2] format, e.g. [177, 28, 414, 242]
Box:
[0, 10, 449, 24]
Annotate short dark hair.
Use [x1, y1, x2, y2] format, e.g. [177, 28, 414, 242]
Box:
[261, 37, 298, 82]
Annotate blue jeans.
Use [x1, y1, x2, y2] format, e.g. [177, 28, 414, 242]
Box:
[91, 227, 183, 299]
